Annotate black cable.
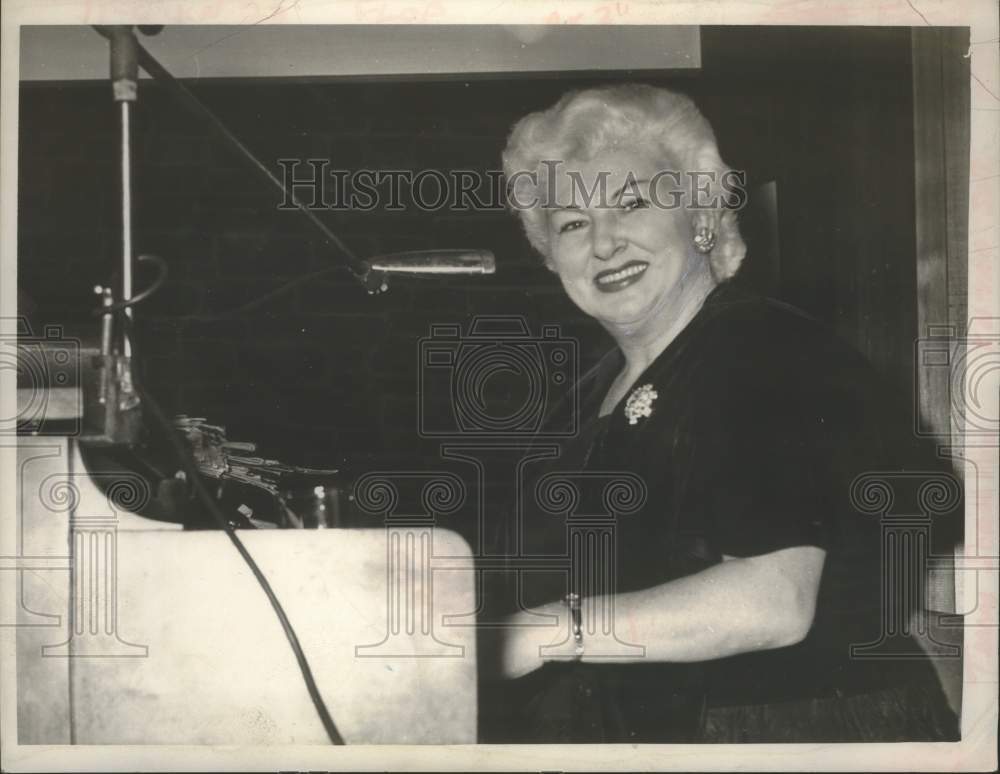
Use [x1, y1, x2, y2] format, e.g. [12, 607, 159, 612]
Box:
[119, 312, 346, 745]
[93, 254, 169, 316]
[87, 27, 346, 741]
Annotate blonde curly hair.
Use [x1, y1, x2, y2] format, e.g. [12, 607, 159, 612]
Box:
[501, 83, 746, 281]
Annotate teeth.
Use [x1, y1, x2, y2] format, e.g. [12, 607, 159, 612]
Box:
[597, 264, 646, 284]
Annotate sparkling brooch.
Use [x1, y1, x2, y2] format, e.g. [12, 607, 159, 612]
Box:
[624, 383, 658, 425]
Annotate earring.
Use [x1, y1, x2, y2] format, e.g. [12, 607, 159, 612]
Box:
[693, 228, 716, 254]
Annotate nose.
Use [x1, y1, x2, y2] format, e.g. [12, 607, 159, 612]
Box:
[591, 212, 626, 261]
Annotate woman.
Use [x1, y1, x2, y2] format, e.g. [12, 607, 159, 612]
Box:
[486, 83, 959, 743]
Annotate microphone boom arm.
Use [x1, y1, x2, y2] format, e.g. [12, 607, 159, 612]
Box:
[90, 28, 498, 298]
[92, 25, 369, 285]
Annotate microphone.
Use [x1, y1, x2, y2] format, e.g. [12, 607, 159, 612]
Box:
[365, 249, 496, 275]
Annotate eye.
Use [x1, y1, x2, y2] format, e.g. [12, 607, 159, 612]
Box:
[621, 195, 649, 212]
[557, 218, 586, 234]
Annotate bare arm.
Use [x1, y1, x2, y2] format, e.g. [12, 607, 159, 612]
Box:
[500, 545, 826, 680]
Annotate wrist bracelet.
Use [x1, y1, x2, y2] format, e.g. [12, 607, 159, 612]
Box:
[565, 592, 584, 658]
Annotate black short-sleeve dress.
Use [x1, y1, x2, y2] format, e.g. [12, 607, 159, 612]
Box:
[487, 280, 960, 743]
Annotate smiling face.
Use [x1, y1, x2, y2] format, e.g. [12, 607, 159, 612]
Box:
[544, 147, 705, 337]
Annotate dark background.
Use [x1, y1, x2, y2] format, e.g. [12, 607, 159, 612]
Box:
[18, 26, 918, 470]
